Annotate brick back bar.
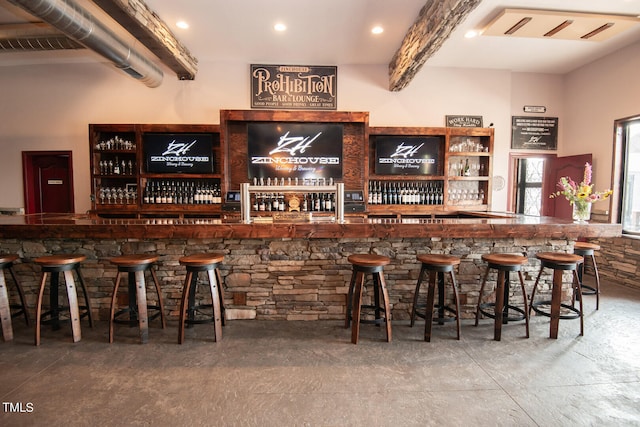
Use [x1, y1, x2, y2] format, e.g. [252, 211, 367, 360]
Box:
[0, 214, 621, 321]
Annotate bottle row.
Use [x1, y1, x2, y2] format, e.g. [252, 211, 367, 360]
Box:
[252, 193, 336, 212]
[98, 157, 136, 175]
[252, 177, 336, 186]
[94, 136, 136, 151]
[97, 186, 137, 205]
[368, 180, 444, 205]
[143, 179, 222, 205]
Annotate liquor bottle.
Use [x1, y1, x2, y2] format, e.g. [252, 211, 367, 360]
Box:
[272, 193, 279, 211]
[252, 194, 259, 211]
[324, 192, 332, 211]
[381, 182, 387, 205]
[143, 183, 150, 204]
[463, 158, 470, 176]
[279, 194, 286, 211]
[113, 156, 120, 175]
[302, 194, 308, 212]
[367, 182, 373, 204]
[166, 183, 173, 204]
[258, 194, 266, 211]
[314, 193, 321, 211]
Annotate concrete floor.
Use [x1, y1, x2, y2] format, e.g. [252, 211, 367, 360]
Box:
[1, 277, 639, 427]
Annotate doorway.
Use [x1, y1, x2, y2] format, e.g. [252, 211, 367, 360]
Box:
[510, 153, 591, 219]
[22, 151, 75, 214]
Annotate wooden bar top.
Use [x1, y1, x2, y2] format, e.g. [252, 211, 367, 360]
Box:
[0, 213, 622, 240]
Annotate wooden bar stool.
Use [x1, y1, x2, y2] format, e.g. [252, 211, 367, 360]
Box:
[530, 252, 584, 339]
[573, 242, 601, 310]
[34, 254, 93, 346]
[109, 254, 166, 344]
[345, 254, 392, 344]
[178, 253, 225, 344]
[0, 254, 30, 342]
[475, 253, 529, 341]
[410, 254, 461, 341]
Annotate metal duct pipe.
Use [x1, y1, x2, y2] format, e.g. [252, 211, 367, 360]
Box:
[8, 0, 163, 87]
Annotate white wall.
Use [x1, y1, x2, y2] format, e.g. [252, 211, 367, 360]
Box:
[1, 40, 637, 214]
[563, 41, 640, 196]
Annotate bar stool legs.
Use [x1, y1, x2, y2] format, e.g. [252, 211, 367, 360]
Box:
[410, 254, 461, 341]
[573, 242, 601, 310]
[178, 253, 225, 344]
[34, 254, 93, 346]
[0, 254, 30, 342]
[109, 255, 166, 344]
[475, 253, 529, 341]
[345, 254, 392, 344]
[530, 252, 584, 339]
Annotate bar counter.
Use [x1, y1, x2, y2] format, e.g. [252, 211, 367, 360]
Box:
[0, 213, 622, 322]
[0, 212, 622, 240]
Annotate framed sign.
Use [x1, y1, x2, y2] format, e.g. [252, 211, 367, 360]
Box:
[446, 115, 483, 127]
[374, 136, 442, 175]
[511, 116, 558, 150]
[251, 64, 337, 110]
[248, 122, 343, 179]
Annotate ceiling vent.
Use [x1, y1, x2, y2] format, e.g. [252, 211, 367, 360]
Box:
[483, 8, 640, 41]
[7, 0, 163, 87]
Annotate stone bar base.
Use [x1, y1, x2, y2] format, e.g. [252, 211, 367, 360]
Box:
[0, 237, 575, 321]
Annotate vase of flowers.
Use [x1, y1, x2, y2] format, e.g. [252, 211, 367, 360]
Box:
[550, 162, 612, 223]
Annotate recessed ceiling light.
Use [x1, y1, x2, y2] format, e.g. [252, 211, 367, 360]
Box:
[371, 26, 384, 35]
[464, 30, 478, 38]
[274, 23, 287, 32]
[176, 21, 189, 30]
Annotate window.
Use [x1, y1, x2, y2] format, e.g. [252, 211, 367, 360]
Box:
[515, 158, 545, 216]
[615, 115, 640, 235]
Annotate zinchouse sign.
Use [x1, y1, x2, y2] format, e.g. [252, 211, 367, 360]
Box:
[251, 64, 337, 110]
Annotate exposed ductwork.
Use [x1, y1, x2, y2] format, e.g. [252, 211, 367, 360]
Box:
[7, 0, 163, 87]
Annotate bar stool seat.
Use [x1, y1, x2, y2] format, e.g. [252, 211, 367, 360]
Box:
[345, 254, 392, 344]
[411, 254, 461, 341]
[34, 254, 93, 345]
[475, 253, 530, 341]
[178, 253, 225, 344]
[0, 254, 30, 342]
[530, 252, 584, 339]
[573, 241, 601, 310]
[109, 254, 166, 344]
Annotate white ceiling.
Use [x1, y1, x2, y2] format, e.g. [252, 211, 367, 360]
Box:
[1, 0, 639, 78]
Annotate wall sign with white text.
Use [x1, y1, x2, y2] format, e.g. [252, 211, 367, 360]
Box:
[511, 116, 558, 150]
[247, 123, 343, 179]
[251, 64, 337, 110]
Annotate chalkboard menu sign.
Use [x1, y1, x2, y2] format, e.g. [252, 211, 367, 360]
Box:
[248, 123, 343, 179]
[511, 116, 558, 150]
[374, 136, 441, 175]
[144, 133, 214, 174]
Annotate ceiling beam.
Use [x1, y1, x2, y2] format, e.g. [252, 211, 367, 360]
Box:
[93, 0, 198, 80]
[389, 0, 481, 91]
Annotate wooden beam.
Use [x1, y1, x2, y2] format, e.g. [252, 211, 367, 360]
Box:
[389, 0, 481, 91]
[93, 0, 198, 80]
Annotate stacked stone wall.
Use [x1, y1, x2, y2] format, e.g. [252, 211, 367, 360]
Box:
[0, 237, 575, 321]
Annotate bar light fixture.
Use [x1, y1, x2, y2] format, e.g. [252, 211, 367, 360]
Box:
[483, 8, 640, 42]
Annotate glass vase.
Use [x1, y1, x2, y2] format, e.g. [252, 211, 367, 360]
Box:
[572, 200, 591, 222]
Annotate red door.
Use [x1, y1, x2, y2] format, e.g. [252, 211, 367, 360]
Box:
[543, 154, 592, 219]
[23, 152, 75, 214]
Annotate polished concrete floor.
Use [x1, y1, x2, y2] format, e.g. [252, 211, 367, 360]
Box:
[1, 277, 639, 427]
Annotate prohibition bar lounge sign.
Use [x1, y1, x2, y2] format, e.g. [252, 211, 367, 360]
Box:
[374, 136, 441, 175]
[248, 123, 343, 180]
[251, 64, 337, 110]
[511, 116, 558, 150]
